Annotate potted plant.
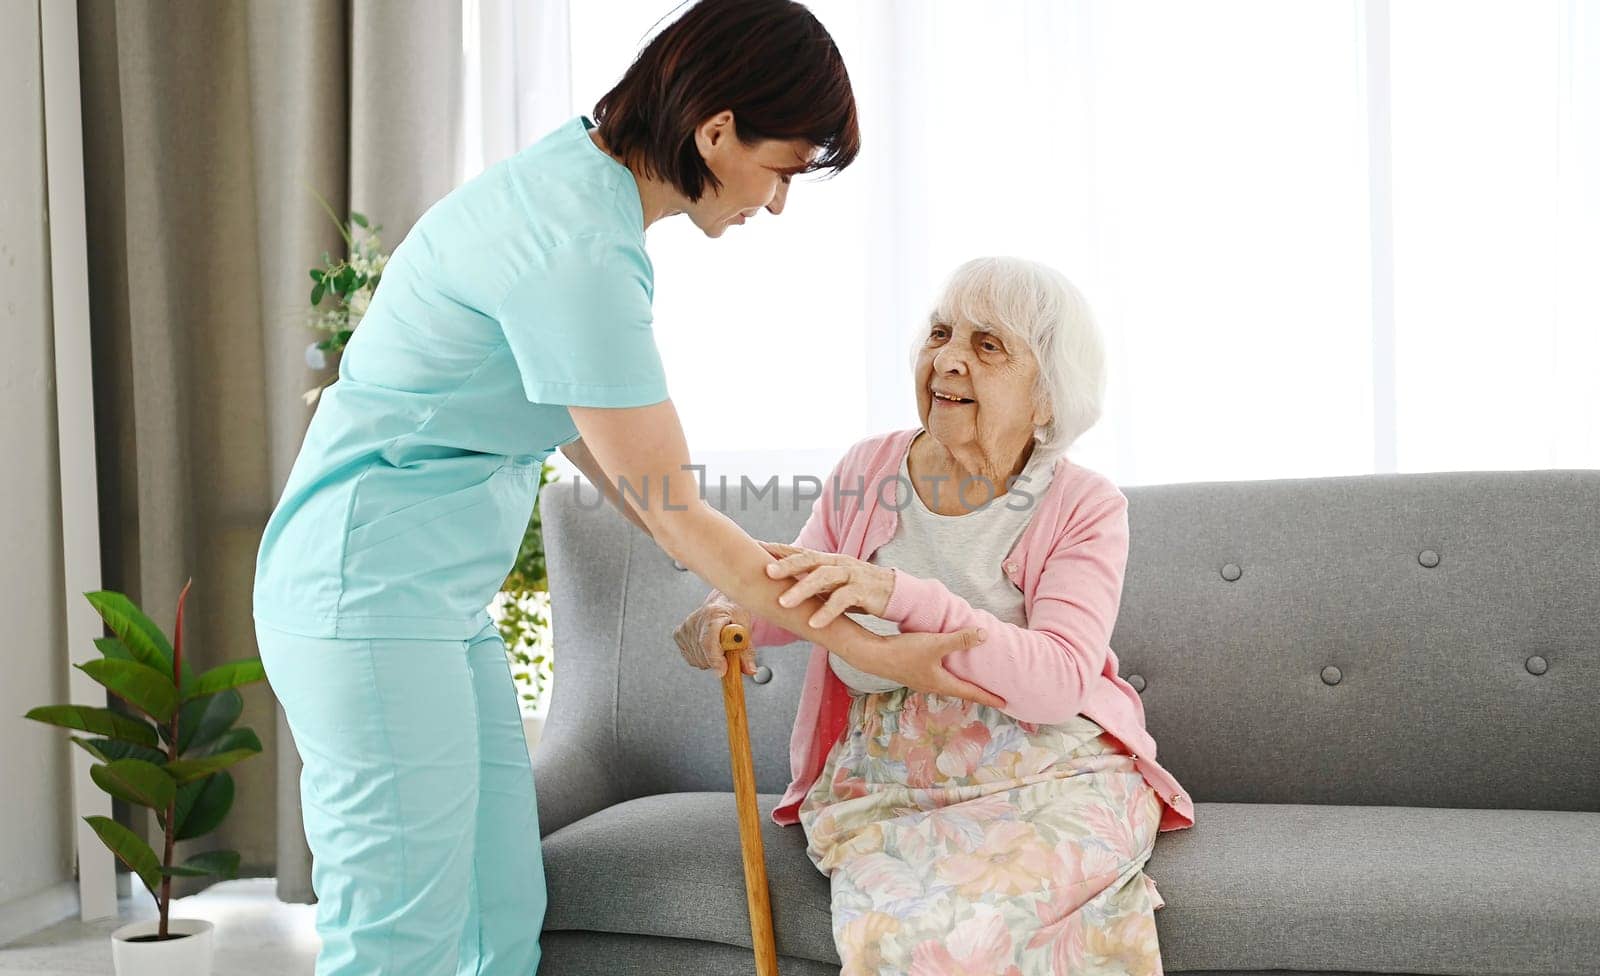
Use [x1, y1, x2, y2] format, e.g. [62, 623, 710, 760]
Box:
[25, 581, 265, 976]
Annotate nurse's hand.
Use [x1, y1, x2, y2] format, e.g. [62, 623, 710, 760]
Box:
[673, 598, 756, 679]
[843, 629, 1008, 710]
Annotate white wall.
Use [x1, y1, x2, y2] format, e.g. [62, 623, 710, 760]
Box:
[0, 0, 77, 940]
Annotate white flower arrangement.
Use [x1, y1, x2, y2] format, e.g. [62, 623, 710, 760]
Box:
[303, 190, 389, 405]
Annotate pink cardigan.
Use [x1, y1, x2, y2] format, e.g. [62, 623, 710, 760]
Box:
[747, 428, 1196, 832]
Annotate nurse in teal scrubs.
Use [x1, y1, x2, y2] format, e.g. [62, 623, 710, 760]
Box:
[253, 1, 997, 973]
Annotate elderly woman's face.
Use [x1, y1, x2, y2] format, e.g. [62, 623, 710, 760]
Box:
[914, 315, 1045, 462]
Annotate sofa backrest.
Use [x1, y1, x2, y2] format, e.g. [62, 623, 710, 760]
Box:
[540, 469, 1600, 813]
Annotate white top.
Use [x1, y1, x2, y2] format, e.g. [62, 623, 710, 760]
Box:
[828, 441, 1057, 694]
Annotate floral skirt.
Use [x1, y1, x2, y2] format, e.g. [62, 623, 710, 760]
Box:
[798, 689, 1166, 976]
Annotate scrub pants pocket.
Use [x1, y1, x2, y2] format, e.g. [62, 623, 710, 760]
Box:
[257, 621, 547, 976]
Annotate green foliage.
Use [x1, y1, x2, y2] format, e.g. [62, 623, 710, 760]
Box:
[76, 659, 178, 723]
[176, 688, 242, 753]
[83, 591, 194, 688]
[69, 736, 167, 765]
[25, 705, 158, 747]
[163, 850, 241, 880]
[173, 774, 234, 841]
[304, 188, 387, 374]
[91, 759, 175, 812]
[24, 586, 266, 930]
[84, 815, 161, 893]
[498, 463, 559, 709]
[164, 749, 260, 784]
[184, 660, 267, 702]
[503, 462, 559, 593]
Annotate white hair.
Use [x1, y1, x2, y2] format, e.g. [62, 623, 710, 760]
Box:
[914, 256, 1107, 460]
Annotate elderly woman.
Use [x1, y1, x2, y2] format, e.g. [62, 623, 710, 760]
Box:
[676, 257, 1195, 974]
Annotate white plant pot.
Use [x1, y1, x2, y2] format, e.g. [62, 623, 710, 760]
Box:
[522, 713, 545, 754]
[110, 917, 214, 976]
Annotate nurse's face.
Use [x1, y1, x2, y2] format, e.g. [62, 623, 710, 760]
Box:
[688, 111, 816, 238]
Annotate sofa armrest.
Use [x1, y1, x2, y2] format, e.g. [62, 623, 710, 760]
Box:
[532, 728, 623, 837]
[536, 481, 636, 836]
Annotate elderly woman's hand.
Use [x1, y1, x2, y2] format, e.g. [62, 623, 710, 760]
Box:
[673, 597, 757, 678]
[761, 542, 895, 628]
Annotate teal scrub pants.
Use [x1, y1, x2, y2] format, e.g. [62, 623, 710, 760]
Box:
[257, 620, 547, 975]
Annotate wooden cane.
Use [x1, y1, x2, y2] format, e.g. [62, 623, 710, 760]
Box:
[719, 623, 780, 976]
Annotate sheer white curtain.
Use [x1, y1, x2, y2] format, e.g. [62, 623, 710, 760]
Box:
[483, 0, 1600, 486]
[1386, 0, 1600, 474]
[459, 0, 572, 184]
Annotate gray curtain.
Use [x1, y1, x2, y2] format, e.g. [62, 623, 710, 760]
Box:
[78, 0, 462, 903]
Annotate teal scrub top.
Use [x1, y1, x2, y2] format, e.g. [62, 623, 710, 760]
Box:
[253, 116, 669, 640]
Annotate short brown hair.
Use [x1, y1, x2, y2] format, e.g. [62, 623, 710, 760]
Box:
[593, 0, 861, 202]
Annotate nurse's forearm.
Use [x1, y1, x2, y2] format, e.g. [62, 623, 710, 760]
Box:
[564, 400, 875, 659]
[653, 502, 876, 660]
[558, 438, 654, 538]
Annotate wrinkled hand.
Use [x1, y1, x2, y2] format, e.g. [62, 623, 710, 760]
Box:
[761, 541, 896, 628]
[673, 598, 756, 679]
[845, 629, 1008, 710]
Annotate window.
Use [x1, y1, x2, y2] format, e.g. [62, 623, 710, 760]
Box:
[465, 0, 1599, 485]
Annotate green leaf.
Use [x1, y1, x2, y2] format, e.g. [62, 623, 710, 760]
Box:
[84, 816, 161, 894]
[94, 636, 135, 662]
[163, 850, 240, 879]
[205, 726, 262, 756]
[26, 705, 158, 747]
[309, 268, 325, 283]
[165, 748, 259, 784]
[311, 282, 326, 306]
[182, 660, 266, 702]
[76, 659, 178, 723]
[84, 591, 196, 692]
[177, 689, 241, 753]
[336, 330, 353, 345]
[70, 736, 167, 765]
[350, 212, 369, 228]
[90, 759, 175, 812]
[69, 736, 112, 762]
[84, 591, 173, 668]
[174, 773, 233, 840]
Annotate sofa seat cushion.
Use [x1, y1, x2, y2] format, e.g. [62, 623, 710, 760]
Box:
[544, 792, 835, 962]
[1145, 802, 1600, 976]
[542, 793, 1600, 975]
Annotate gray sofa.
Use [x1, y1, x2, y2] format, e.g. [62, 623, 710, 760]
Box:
[533, 469, 1600, 976]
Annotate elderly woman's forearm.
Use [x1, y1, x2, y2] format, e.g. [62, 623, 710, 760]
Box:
[884, 570, 1109, 723]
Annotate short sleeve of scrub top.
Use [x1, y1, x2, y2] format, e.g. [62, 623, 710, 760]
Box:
[253, 115, 668, 641]
[498, 234, 667, 408]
